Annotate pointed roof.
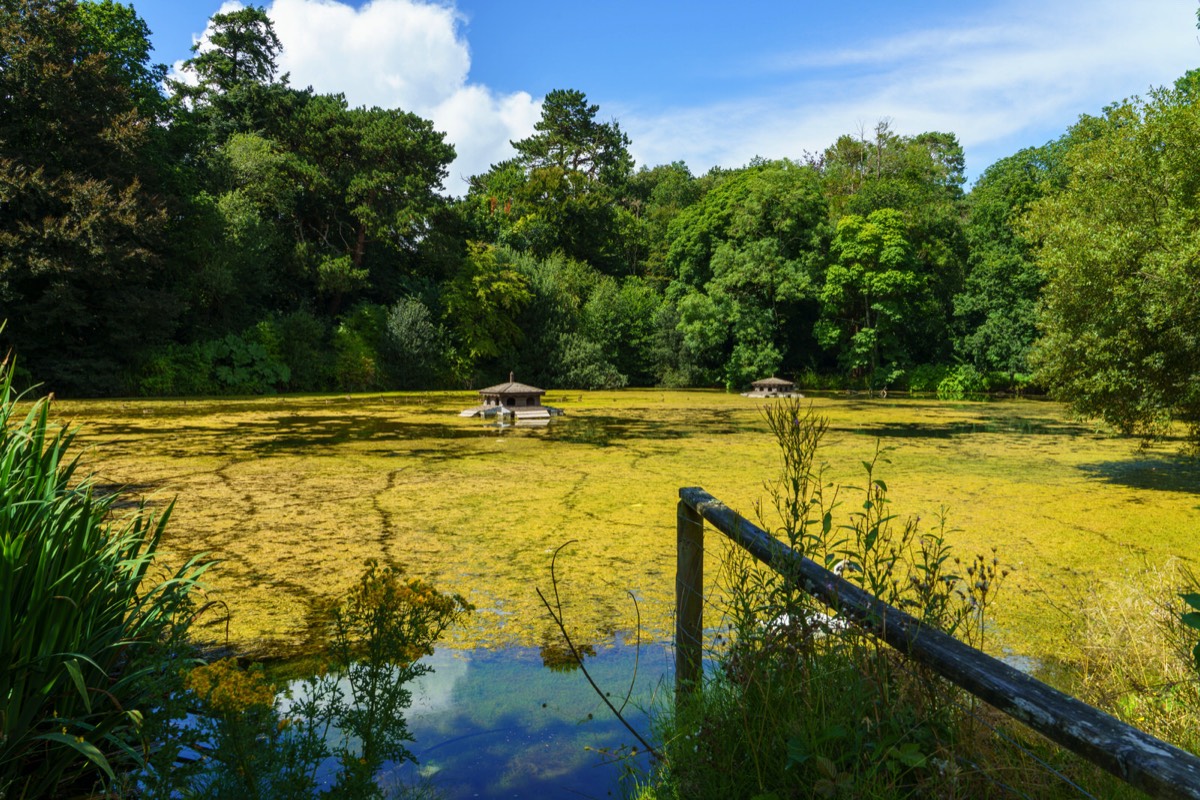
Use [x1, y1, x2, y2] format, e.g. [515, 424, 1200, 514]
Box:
[752, 376, 795, 387]
[478, 372, 546, 396]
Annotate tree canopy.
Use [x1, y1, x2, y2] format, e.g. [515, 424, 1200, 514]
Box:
[1025, 88, 1200, 444]
[3, 0, 1199, 452]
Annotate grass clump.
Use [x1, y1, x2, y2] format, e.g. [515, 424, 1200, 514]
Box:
[0, 355, 210, 798]
[637, 400, 1106, 799]
[1059, 562, 1200, 759]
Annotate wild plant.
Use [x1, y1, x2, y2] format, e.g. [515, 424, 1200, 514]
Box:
[325, 561, 472, 795]
[650, 398, 1016, 799]
[1182, 567, 1200, 681]
[0, 353, 210, 798]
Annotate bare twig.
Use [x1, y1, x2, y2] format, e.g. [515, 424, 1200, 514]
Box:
[536, 541, 663, 761]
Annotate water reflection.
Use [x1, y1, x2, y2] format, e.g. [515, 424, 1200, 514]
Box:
[539, 641, 597, 673]
[289, 642, 671, 799]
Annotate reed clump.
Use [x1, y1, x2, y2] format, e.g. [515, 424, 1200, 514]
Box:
[0, 354, 210, 798]
[1058, 561, 1200, 758]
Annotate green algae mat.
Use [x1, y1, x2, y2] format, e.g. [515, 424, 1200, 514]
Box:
[58, 390, 1199, 661]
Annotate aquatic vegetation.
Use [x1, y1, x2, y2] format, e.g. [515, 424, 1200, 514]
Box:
[56, 390, 1200, 662]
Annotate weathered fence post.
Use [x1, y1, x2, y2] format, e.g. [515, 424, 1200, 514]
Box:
[676, 494, 704, 703]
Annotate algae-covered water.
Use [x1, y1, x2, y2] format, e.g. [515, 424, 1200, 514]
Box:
[61, 389, 1199, 664]
[56, 390, 1200, 797]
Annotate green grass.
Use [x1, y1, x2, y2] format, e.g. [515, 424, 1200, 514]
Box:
[55, 390, 1200, 664]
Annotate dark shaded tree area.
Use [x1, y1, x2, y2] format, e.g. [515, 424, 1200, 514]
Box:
[4, 1, 1199, 442]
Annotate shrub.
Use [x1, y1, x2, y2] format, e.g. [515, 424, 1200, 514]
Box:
[383, 297, 450, 389]
[135, 342, 217, 396]
[209, 332, 291, 394]
[905, 364, 951, 394]
[0, 356, 209, 797]
[936, 364, 986, 400]
[557, 333, 628, 390]
[334, 304, 388, 392]
[261, 311, 332, 392]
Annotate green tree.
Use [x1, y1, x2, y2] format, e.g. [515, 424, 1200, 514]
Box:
[580, 276, 663, 385]
[1024, 87, 1200, 443]
[0, 0, 176, 393]
[662, 160, 827, 386]
[467, 89, 633, 273]
[955, 142, 1067, 378]
[817, 123, 969, 372]
[183, 5, 280, 96]
[815, 208, 924, 382]
[76, 0, 166, 117]
[442, 244, 532, 376]
[625, 161, 706, 280]
[512, 88, 632, 187]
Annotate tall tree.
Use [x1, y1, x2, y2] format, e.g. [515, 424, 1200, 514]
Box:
[467, 89, 633, 273]
[955, 142, 1067, 377]
[76, 0, 166, 117]
[815, 208, 924, 382]
[817, 123, 969, 371]
[662, 160, 828, 386]
[1024, 87, 1200, 444]
[183, 5, 280, 96]
[511, 89, 632, 188]
[0, 0, 174, 393]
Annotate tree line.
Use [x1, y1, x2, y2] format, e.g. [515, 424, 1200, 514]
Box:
[2, 1, 1198, 442]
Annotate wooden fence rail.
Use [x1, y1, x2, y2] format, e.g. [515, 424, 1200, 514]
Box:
[676, 486, 1200, 800]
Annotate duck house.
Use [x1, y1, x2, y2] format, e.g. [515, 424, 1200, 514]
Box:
[459, 373, 564, 421]
[741, 376, 803, 398]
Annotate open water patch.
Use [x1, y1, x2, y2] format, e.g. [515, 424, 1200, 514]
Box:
[287, 640, 673, 798]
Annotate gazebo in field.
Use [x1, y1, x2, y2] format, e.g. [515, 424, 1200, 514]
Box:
[741, 376, 803, 398]
[459, 373, 563, 421]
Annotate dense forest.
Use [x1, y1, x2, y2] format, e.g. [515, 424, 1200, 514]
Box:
[2, 2, 1198, 442]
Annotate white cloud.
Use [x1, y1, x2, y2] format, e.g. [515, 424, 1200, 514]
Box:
[271, 0, 468, 112]
[430, 84, 541, 189]
[172, 0, 540, 195]
[169, 0, 1198, 187]
[621, 0, 1199, 180]
[268, 0, 542, 193]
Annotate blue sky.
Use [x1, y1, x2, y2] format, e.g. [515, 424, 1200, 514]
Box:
[135, 0, 1200, 194]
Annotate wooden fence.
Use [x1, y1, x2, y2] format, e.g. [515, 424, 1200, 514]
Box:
[676, 486, 1200, 800]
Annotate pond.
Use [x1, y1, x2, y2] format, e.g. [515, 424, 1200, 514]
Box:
[56, 390, 1200, 793]
[342, 641, 669, 799]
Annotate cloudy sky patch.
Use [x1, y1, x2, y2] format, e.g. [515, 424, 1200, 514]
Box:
[153, 0, 1200, 194]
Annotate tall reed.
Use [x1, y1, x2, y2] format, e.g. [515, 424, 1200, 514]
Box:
[0, 354, 210, 797]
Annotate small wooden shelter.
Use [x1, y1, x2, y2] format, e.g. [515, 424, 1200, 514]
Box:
[459, 372, 563, 421]
[741, 376, 803, 398]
